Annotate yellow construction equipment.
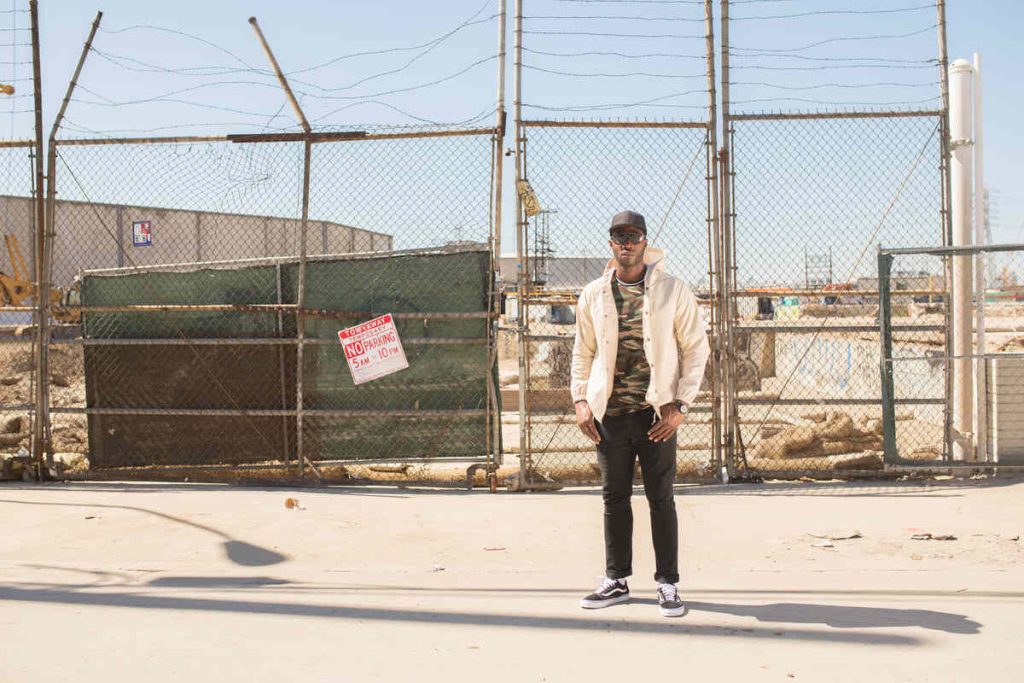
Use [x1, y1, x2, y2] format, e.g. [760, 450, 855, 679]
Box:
[0, 234, 79, 324]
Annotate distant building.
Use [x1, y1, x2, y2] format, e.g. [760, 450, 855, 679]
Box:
[0, 194, 393, 292]
[498, 256, 607, 290]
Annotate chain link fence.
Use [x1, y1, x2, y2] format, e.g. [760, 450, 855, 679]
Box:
[0, 143, 38, 476]
[7, 0, 990, 487]
[42, 125, 501, 485]
[510, 0, 718, 486]
[719, 0, 952, 480]
[510, 123, 716, 484]
[724, 113, 947, 478]
[879, 245, 1024, 468]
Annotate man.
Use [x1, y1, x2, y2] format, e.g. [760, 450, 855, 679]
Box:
[571, 210, 710, 618]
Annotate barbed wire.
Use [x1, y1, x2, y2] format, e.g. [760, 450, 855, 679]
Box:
[99, 24, 259, 71]
[522, 47, 706, 59]
[731, 80, 940, 91]
[732, 4, 936, 21]
[726, 2, 943, 113]
[729, 95, 941, 107]
[526, 14, 705, 21]
[732, 53, 936, 64]
[524, 89, 708, 112]
[523, 29, 704, 38]
[77, 3, 501, 135]
[550, 1, 705, 5]
[733, 25, 938, 54]
[732, 63, 936, 72]
[524, 64, 706, 79]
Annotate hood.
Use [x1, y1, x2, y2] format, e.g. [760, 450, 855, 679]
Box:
[603, 246, 666, 277]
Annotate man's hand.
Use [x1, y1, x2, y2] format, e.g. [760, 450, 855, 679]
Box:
[648, 403, 686, 443]
[574, 400, 601, 444]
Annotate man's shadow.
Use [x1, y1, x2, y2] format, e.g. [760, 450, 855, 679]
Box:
[633, 600, 981, 634]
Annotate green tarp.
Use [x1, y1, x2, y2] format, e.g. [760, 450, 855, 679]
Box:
[81, 248, 496, 468]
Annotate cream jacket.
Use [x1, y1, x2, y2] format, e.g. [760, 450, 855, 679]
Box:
[570, 247, 711, 423]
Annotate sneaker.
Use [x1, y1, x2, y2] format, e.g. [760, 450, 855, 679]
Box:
[580, 577, 630, 609]
[656, 583, 685, 617]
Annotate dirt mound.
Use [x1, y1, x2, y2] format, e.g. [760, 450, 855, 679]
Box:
[748, 411, 884, 460]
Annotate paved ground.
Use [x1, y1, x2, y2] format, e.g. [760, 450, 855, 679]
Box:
[2, 477, 1023, 682]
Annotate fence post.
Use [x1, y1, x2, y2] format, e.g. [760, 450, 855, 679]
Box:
[512, 0, 530, 486]
[935, 0, 956, 463]
[488, 0, 508, 482]
[878, 250, 898, 464]
[702, 0, 723, 480]
[28, 0, 48, 474]
[248, 17, 320, 481]
[41, 11, 102, 477]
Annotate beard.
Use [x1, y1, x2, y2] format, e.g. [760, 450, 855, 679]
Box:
[615, 246, 645, 268]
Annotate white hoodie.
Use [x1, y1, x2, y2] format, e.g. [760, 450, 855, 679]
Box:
[570, 246, 710, 423]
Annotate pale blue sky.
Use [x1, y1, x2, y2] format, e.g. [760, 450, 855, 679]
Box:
[1, 0, 1019, 285]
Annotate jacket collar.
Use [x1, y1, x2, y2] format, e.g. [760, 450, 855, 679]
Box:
[603, 246, 666, 286]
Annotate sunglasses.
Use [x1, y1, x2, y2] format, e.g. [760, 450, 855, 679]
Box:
[610, 232, 646, 245]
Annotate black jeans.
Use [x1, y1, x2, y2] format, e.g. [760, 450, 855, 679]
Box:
[595, 406, 679, 584]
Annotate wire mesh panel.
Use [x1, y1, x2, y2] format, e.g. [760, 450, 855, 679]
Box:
[878, 246, 1024, 468]
[513, 0, 717, 485]
[728, 114, 946, 478]
[302, 128, 499, 475]
[47, 139, 307, 473]
[45, 126, 501, 481]
[0, 144, 39, 472]
[515, 124, 715, 483]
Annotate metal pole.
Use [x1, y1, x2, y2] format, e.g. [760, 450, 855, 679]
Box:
[878, 251, 899, 463]
[704, 0, 724, 479]
[973, 52, 988, 463]
[41, 10, 102, 474]
[247, 17, 317, 478]
[276, 263, 290, 467]
[719, 0, 737, 471]
[936, 0, 955, 461]
[488, 0, 508, 476]
[28, 0, 47, 473]
[248, 17, 311, 134]
[295, 140, 313, 477]
[512, 0, 531, 487]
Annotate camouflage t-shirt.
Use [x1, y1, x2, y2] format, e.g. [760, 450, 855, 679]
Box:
[604, 277, 651, 417]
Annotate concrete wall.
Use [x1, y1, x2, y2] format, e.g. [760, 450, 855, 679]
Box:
[0, 195, 393, 290]
[775, 332, 944, 402]
[989, 356, 1024, 463]
[0, 194, 36, 283]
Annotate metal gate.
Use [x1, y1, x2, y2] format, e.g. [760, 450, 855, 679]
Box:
[719, 0, 952, 479]
[509, 0, 721, 485]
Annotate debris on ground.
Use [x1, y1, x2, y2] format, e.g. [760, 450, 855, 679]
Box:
[808, 531, 862, 541]
[911, 533, 957, 541]
[284, 497, 305, 510]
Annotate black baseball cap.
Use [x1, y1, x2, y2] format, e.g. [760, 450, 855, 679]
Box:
[609, 210, 647, 235]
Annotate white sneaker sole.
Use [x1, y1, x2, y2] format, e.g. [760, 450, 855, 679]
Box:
[580, 593, 631, 609]
[659, 603, 686, 618]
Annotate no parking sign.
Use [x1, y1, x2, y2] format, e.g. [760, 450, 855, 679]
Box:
[337, 313, 409, 385]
